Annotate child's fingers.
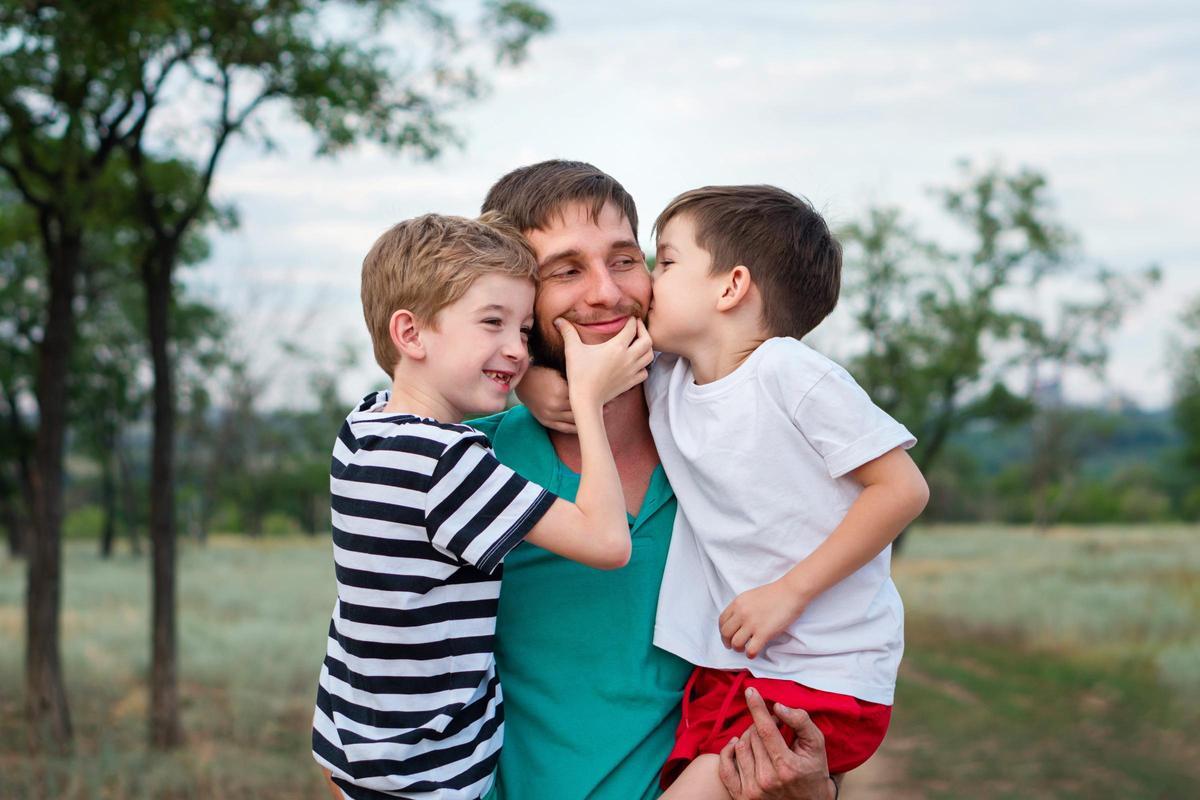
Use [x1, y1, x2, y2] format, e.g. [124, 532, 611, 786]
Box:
[554, 317, 582, 348]
[730, 627, 751, 652]
[635, 317, 652, 347]
[745, 636, 763, 659]
[609, 316, 638, 347]
[631, 337, 654, 367]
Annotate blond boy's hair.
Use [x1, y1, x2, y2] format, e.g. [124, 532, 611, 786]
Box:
[361, 212, 538, 376]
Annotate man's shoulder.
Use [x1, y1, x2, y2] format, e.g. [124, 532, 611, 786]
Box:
[467, 405, 552, 455]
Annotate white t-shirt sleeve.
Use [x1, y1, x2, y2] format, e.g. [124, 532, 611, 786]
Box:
[424, 431, 556, 573]
[792, 366, 916, 479]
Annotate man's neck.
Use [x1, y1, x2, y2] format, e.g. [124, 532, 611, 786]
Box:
[548, 385, 659, 516]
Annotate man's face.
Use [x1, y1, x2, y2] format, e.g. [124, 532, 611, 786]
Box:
[525, 201, 651, 374]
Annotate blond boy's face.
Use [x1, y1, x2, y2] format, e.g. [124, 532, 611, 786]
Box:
[419, 273, 535, 421]
[650, 214, 724, 359]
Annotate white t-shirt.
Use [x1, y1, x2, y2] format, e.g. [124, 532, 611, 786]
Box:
[648, 338, 915, 705]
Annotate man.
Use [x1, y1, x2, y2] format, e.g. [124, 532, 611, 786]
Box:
[471, 161, 838, 800]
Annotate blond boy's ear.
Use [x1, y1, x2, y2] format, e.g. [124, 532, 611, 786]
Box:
[716, 265, 755, 312]
[389, 309, 427, 361]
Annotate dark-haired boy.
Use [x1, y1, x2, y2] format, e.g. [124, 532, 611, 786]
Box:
[521, 185, 930, 799]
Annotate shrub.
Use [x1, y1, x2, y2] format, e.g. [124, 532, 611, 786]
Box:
[63, 504, 105, 540]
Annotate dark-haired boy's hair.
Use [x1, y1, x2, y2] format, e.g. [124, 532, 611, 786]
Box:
[482, 159, 640, 237]
[654, 185, 841, 339]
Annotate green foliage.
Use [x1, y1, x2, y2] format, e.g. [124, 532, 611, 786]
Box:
[62, 505, 104, 540]
[261, 512, 302, 537]
[1173, 296, 1200, 476]
[839, 161, 1158, 478]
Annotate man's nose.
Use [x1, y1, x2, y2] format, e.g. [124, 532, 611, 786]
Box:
[583, 264, 623, 307]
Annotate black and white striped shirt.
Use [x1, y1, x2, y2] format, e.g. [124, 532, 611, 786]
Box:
[312, 392, 556, 800]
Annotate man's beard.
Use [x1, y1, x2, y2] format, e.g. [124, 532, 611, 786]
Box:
[529, 301, 646, 376]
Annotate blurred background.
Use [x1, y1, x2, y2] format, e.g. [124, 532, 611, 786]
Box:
[1, 1, 1197, 797]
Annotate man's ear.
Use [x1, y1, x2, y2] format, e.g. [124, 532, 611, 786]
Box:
[389, 309, 426, 361]
[716, 265, 754, 312]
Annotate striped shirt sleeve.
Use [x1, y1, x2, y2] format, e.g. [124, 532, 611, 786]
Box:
[424, 430, 556, 574]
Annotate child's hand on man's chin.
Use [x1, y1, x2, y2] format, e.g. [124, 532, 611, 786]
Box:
[555, 317, 653, 408]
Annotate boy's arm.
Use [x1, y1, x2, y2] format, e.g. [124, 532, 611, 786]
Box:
[523, 318, 652, 569]
[515, 366, 576, 433]
[720, 447, 929, 659]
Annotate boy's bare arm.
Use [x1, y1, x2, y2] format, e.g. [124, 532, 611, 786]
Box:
[720, 447, 929, 659]
[523, 319, 652, 569]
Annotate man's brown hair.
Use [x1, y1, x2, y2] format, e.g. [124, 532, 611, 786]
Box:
[360, 212, 537, 376]
[653, 185, 841, 339]
[481, 159, 640, 237]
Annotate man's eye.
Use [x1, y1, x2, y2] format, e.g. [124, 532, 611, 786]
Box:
[613, 258, 637, 270]
[553, 267, 580, 279]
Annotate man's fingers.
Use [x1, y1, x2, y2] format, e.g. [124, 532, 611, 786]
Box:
[747, 728, 777, 790]
[746, 688, 795, 769]
[774, 702, 826, 752]
[718, 737, 743, 798]
[733, 733, 758, 794]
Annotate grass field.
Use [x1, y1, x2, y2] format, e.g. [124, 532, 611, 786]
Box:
[2, 525, 1198, 799]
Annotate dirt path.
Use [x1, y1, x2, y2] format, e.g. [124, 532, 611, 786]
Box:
[840, 735, 921, 800]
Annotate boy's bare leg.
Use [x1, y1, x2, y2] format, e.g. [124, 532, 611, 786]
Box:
[660, 754, 733, 800]
[321, 768, 345, 800]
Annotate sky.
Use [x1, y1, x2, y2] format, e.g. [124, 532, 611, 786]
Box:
[191, 0, 1200, 410]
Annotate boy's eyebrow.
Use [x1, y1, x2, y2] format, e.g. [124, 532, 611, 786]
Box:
[474, 303, 512, 314]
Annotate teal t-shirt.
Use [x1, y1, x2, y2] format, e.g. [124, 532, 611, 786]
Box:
[473, 406, 691, 800]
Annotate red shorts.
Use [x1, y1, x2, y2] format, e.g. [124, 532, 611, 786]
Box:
[661, 666, 892, 788]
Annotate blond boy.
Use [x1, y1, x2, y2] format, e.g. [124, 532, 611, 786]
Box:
[312, 213, 651, 800]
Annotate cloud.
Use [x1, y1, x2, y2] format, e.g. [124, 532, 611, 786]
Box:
[186, 0, 1199, 409]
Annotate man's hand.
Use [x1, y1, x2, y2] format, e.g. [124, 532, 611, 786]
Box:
[719, 580, 809, 659]
[718, 687, 835, 800]
[515, 365, 576, 433]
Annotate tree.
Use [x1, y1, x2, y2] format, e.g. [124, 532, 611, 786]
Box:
[2, 0, 552, 748]
[0, 178, 41, 560]
[1172, 296, 1200, 517]
[839, 161, 1156, 546]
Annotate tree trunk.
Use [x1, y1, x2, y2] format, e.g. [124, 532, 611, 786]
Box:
[116, 445, 142, 557]
[145, 254, 183, 749]
[99, 441, 117, 559]
[26, 236, 80, 748]
[2, 397, 32, 559]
